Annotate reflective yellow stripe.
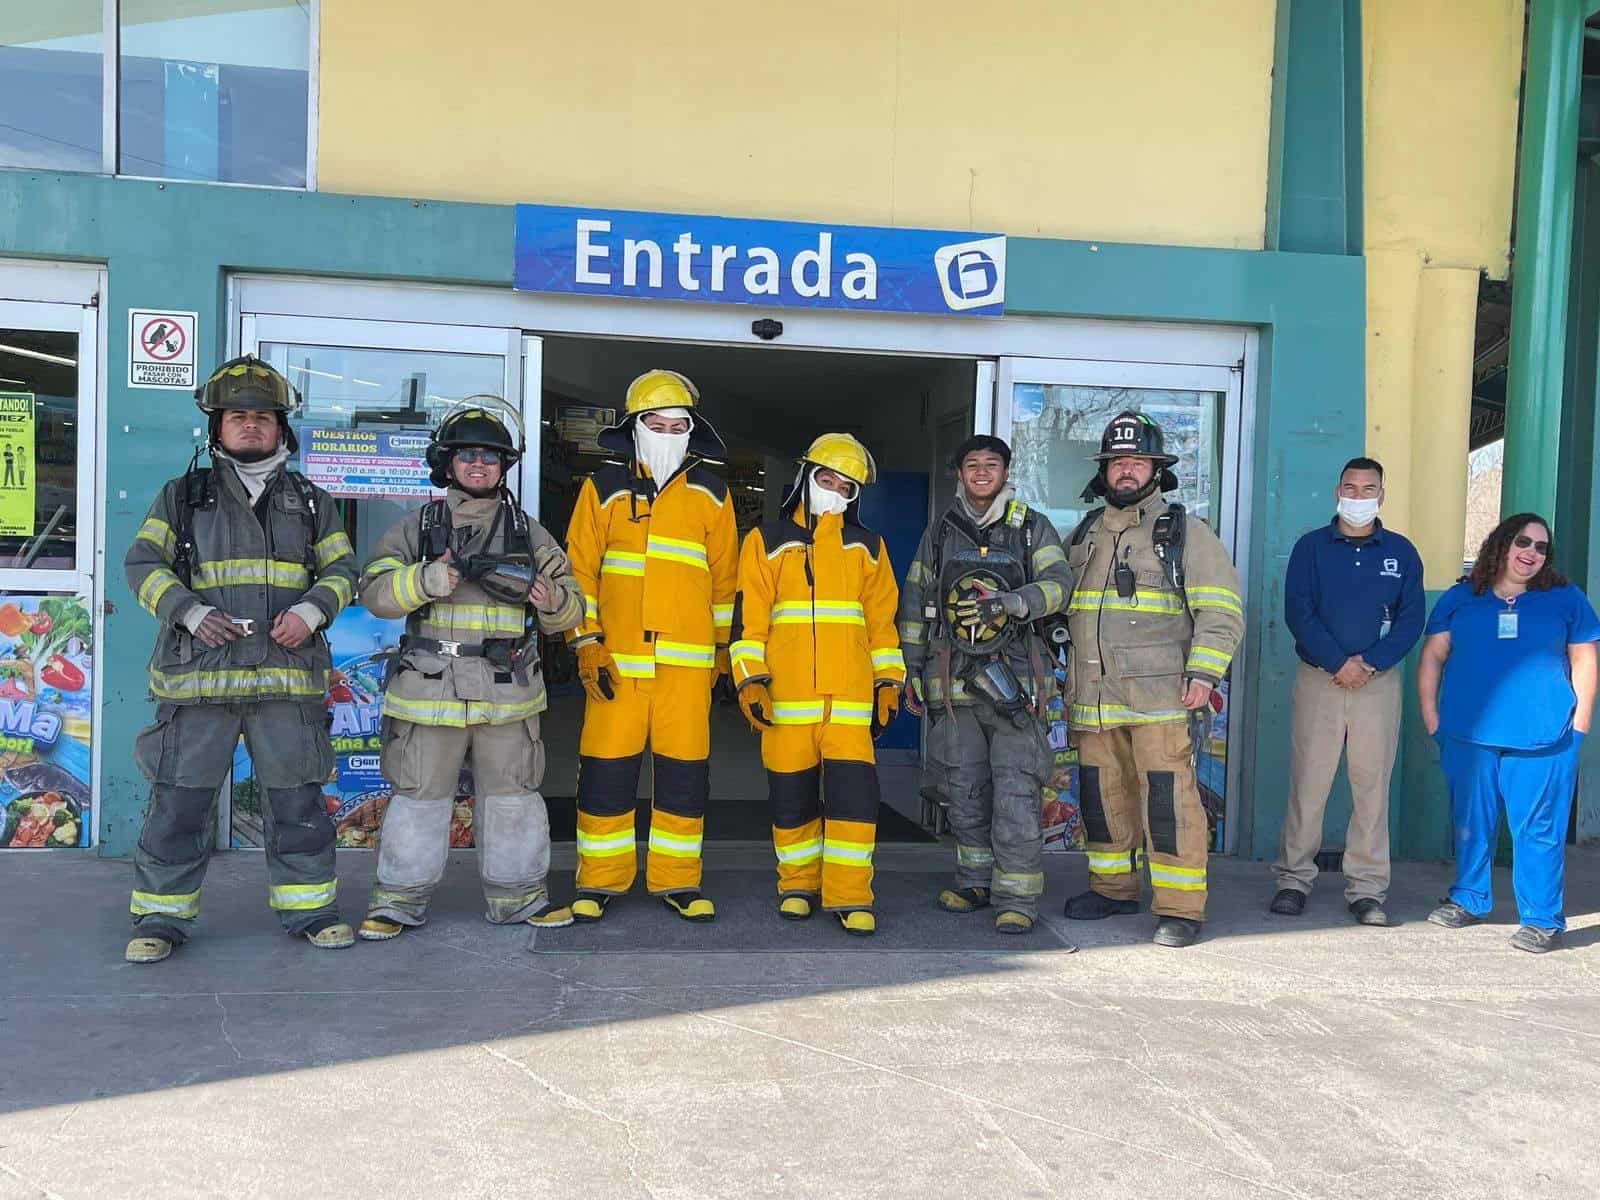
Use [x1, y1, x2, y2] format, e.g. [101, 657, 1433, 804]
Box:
[993, 871, 1044, 894]
[577, 829, 636, 857]
[191, 560, 312, 590]
[730, 639, 766, 665]
[1031, 544, 1066, 571]
[136, 517, 175, 556]
[390, 563, 428, 611]
[583, 593, 599, 619]
[1086, 850, 1135, 875]
[427, 602, 528, 635]
[1068, 589, 1185, 615]
[366, 556, 407, 575]
[774, 837, 823, 864]
[1070, 702, 1188, 729]
[829, 701, 873, 726]
[312, 574, 354, 609]
[655, 640, 715, 668]
[897, 620, 927, 645]
[1149, 862, 1207, 891]
[1034, 580, 1066, 612]
[771, 701, 825, 725]
[647, 828, 704, 858]
[149, 667, 325, 700]
[1188, 587, 1243, 616]
[602, 550, 647, 577]
[314, 532, 354, 569]
[269, 880, 337, 911]
[609, 652, 657, 678]
[130, 888, 199, 918]
[771, 600, 866, 625]
[956, 844, 994, 867]
[711, 603, 735, 625]
[381, 692, 546, 727]
[822, 837, 874, 865]
[137, 569, 181, 614]
[905, 561, 932, 586]
[870, 647, 905, 672]
[645, 534, 708, 570]
[1187, 646, 1232, 674]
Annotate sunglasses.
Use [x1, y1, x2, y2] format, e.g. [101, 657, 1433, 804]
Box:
[455, 448, 503, 465]
[1513, 534, 1550, 556]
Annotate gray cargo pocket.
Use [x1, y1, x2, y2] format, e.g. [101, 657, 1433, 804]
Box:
[133, 703, 181, 784]
[1112, 643, 1186, 714]
[300, 701, 336, 784]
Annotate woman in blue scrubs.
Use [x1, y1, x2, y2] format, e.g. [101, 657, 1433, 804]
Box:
[1417, 513, 1599, 952]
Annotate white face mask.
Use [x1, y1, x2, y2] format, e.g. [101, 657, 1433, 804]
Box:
[633, 408, 691, 483]
[1336, 496, 1381, 527]
[808, 472, 852, 516]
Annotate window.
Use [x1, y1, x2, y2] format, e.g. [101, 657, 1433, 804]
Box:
[0, 2, 312, 186]
[0, 4, 105, 172]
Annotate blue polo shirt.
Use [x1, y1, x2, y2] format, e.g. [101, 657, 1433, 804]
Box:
[1284, 518, 1425, 673]
[1426, 581, 1600, 749]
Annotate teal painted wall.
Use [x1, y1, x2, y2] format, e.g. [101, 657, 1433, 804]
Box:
[0, 172, 1366, 860]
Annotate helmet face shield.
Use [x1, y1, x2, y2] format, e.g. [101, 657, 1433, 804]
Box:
[195, 356, 299, 415]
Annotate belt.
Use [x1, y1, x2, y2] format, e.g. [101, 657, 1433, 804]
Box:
[399, 635, 516, 659]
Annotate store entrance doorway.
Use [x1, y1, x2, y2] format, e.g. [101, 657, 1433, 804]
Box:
[530, 335, 977, 839]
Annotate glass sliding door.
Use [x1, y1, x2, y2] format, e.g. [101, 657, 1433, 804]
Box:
[995, 357, 1246, 853]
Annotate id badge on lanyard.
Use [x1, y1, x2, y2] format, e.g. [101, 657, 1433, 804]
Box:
[1498, 610, 1518, 639]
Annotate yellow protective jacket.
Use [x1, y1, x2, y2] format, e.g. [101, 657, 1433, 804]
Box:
[731, 507, 905, 725]
[361, 489, 583, 727]
[565, 460, 738, 676]
[1064, 490, 1244, 730]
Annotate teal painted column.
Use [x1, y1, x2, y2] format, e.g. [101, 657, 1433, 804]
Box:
[1504, 0, 1586, 521]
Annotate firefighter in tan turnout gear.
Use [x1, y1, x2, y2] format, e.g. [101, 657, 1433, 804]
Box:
[1062, 412, 1244, 948]
[123, 356, 358, 964]
[358, 400, 584, 940]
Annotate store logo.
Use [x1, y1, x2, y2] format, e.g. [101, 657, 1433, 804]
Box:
[0, 700, 61, 753]
[934, 237, 1006, 311]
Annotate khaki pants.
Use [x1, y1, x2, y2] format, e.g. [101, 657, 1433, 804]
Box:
[1076, 720, 1209, 921]
[1274, 661, 1400, 903]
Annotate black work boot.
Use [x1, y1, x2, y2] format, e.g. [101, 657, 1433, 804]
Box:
[1269, 888, 1306, 915]
[1152, 916, 1202, 948]
[1427, 900, 1479, 929]
[1348, 898, 1390, 927]
[1063, 890, 1139, 920]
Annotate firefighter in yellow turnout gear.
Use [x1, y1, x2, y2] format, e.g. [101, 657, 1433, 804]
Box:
[358, 401, 584, 939]
[1063, 412, 1244, 948]
[566, 370, 738, 923]
[733, 434, 904, 936]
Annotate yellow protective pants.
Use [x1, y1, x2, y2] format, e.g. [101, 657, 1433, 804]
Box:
[575, 665, 711, 895]
[762, 700, 879, 911]
[1075, 722, 1209, 920]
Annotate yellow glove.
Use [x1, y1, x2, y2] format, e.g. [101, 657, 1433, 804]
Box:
[575, 641, 616, 702]
[737, 681, 774, 732]
[871, 681, 900, 737]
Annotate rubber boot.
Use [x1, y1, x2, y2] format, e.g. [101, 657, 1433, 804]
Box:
[1063, 889, 1139, 920]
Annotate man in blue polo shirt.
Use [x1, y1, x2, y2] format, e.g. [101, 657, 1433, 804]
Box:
[1270, 457, 1424, 926]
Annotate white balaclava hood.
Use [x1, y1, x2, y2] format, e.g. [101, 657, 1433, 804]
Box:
[633, 407, 692, 483]
[807, 466, 853, 516]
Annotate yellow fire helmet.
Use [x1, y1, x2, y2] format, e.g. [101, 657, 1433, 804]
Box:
[803, 432, 877, 488]
[624, 368, 700, 415]
[598, 367, 727, 461]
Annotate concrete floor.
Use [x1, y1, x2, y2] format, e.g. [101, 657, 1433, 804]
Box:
[3, 844, 1599, 1199]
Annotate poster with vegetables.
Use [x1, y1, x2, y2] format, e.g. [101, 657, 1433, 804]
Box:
[0, 594, 94, 849]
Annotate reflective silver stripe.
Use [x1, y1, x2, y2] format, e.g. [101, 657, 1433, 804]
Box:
[774, 837, 823, 863]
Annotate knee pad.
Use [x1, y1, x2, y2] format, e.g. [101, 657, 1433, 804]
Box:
[478, 792, 549, 886]
[653, 754, 709, 819]
[1078, 765, 1112, 844]
[137, 785, 216, 865]
[1146, 771, 1178, 855]
[577, 753, 645, 817]
[375, 793, 452, 888]
[267, 783, 335, 857]
[769, 765, 821, 828]
[822, 760, 880, 823]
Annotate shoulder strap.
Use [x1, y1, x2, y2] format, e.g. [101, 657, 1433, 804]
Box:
[285, 472, 320, 569]
[1068, 507, 1105, 549]
[506, 496, 532, 555]
[1151, 502, 1188, 595]
[172, 465, 213, 587]
[417, 498, 451, 563]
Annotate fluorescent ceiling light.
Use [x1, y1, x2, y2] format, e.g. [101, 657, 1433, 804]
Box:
[0, 344, 75, 367]
[352, 378, 381, 388]
[288, 365, 343, 381]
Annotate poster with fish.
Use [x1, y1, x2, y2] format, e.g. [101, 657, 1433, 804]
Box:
[0, 594, 94, 849]
[229, 606, 487, 851]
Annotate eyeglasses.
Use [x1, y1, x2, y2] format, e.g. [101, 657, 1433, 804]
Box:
[1513, 534, 1550, 556]
[456, 448, 503, 465]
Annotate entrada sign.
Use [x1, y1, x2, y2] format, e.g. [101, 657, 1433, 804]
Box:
[514, 204, 1005, 316]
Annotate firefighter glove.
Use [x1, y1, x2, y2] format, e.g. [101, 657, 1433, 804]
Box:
[903, 676, 926, 717]
[955, 585, 1027, 631]
[737, 680, 774, 731]
[576, 641, 616, 702]
[871, 680, 900, 737]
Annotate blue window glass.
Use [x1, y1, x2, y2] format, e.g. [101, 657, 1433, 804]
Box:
[119, 1, 309, 186]
[0, 5, 105, 172]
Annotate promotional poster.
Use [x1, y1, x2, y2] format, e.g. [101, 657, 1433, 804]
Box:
[0, 594, 94, 849]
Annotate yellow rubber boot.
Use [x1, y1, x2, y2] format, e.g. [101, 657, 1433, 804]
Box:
[779, 895, 813, 921]
[938, 886, 991, 913]
[571, 893, 613, 923]
[358, 917, 405, 941]
[838, 910, 876, 936]
[125, 936, 173, 964]
[661, 891, 716, 922]
[306, 922, 355, 949]
[995, 911, 1034, 935]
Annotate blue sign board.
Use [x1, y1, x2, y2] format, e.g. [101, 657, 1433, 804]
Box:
[514, 204, 1006, 316]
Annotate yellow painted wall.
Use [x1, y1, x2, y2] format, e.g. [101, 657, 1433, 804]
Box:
[1362, 0, 1522, 584]
[317, 1, 1276, 248]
